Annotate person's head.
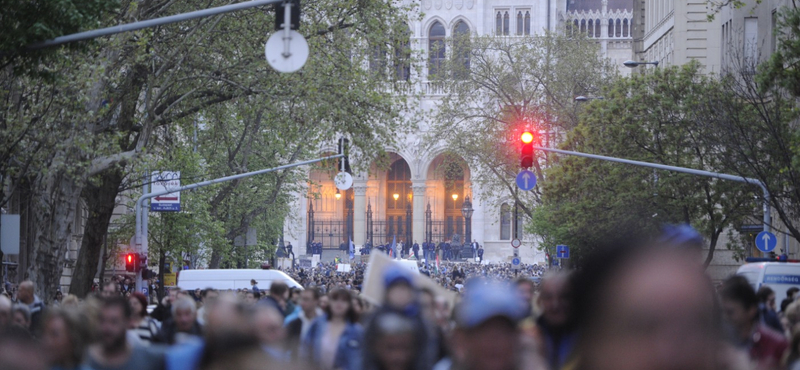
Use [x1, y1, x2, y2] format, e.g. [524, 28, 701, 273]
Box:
[325, 288, 358, 323]
[61, 294, 79, 308]
[418, 288, 436, 323]
[789, 287, 800, 301]
[128, 292, 148, 319]
[17, 281, 34, 304]
[202, 288, 219, 305]
[319, 295, 329, 311]
[0, 295, 12, 328]
[98, 296, 132, 352]
[364, 311, 428, 370]
[269, 281, 289, 302]
[572, 237, 720, 370]
[41, 307, 90, 368]
[251, 279, 257, 286]
[537, 272, 572, 328]
[0, 326, 47, 370]
[756, 286, 776, 311]
[172, 297, 198, 333]
[252, 305, 285, 346]
[101, 281, 117, 297]
[515, 278, 536, 315]
[167, 288, 180, 303]
[383, 268, 417, 311]
[452, 282, 526, 370]
[719, 275, 759, 332]
[12, 304, 31, 329]
[244, 292, 256, 305]
[54, 291, 63, 302]
[299, 288, 321, 316]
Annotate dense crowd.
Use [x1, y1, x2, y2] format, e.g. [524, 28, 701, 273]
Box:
[3, 225, 800, 370]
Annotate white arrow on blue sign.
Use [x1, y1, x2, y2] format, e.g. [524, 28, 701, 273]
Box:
[516, 170, 537, 191]
[556, 245, 570, 259]
[755, 231, 778, 253]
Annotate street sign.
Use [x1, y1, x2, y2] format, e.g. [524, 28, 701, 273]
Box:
[265, 30, 309, 73]
[150, 171, 181, 212]
[334, 172, 353, 190]
[142, 287, 148, 295]
[511, 239, 521, 249]
[556, 245, 570, 259]
[512, 257, 521, 270]
[755, 231, 778, 253]
[516, 170, 537, 191]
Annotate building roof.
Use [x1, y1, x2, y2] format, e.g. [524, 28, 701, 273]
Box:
[566, 0, 633, 12]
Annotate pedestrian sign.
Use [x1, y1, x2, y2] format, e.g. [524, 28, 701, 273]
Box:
[755, 231, 778, 253]
[556, 245, 570, 259]
[516, 170, 537, 191]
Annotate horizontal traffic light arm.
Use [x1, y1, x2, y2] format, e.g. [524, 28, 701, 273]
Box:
[531, 145, 772, 232]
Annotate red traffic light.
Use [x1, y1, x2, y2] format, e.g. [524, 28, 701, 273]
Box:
[520, 131, 534, 144]
[127, 254, 133, 263]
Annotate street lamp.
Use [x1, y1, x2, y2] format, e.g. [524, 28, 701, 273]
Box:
[574, 95, 604, 102]
[623, 60, 659, 68]
[335, 189, 341, 200]
[461, 196, 473, 250]
[452, 193, 458, 205]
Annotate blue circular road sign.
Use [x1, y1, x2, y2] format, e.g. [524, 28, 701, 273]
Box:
[755, 231, 778, 253]
[516, 170, 537, 191]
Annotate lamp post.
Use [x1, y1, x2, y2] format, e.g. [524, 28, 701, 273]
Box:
[623, 60, 659, 68]
[460, 196, 473, 252]
[425, 202, 432, 244]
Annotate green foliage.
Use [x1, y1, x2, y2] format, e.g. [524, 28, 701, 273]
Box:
[0, 0, 119, 78]
[758, 4, 800, 96]
[530, 62, 758, 264]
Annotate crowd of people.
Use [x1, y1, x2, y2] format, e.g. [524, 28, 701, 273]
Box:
[3, 225, 800, 370]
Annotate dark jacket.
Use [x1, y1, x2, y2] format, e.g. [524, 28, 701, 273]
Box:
[154, 318, 203, 345]
[303, 316, 363, 370]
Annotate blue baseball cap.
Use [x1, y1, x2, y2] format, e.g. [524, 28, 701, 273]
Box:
[383, 267, 414, 288]
[456, 281, 526, 329]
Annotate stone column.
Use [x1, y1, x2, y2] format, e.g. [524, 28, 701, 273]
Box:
[353, 183, 368, 247]
[411, 182, 427, 245]
[601, 0, 609, 56]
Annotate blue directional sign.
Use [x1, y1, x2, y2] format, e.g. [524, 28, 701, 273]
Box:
[512, 257, 521, 265]
[556, 245, 570, 259]
[516, 170, 537, 191]
[755, 231, 778, 253]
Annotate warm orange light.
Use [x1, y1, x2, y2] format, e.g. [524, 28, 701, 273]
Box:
[452, 194, 458, 202]
[127, 255, 133, 263]
[521, 131, 534, 144]
[335, 190, 342, 200]
[393, 193, 400, 201]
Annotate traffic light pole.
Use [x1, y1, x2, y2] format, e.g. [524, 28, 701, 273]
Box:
[133, 153, 345, 293]
[532, 146, 772, 233]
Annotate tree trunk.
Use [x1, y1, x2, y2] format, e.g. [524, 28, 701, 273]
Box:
[69, 168, 124, 298]
[26, 163, 84, 304]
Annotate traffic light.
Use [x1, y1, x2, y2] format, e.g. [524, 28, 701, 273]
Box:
[125, 253, 136, 272]
[520, 131, 535, 169]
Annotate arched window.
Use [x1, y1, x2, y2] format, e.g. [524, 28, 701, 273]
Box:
[616, 19, 621, 37]
[574, 19, 580, 37]
[580, 19, 586, 34]
[595, 19, 601, 37]
[608, 18, 615, 38]
[428, 21, 446, 77]
[503, 11, 510, 35]
[588, 19, 594, 37]
[496, 12, 503, 35]
[369, 44, 386, 76]
[524, 11, 531, 35]
[517, 11, 523, 35]
[622, 18, 629, 37]
[394, 25, 411, 81]
[453, 21, 471, 79]
[500, 204, 511, 240]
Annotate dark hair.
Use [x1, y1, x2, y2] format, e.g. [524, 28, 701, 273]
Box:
[103, 296, 132, 319]
[303, 287, 321, 300]
[362, 310, 429, 370]
[201, 288, 217, 299]
[43, 307, 91, 366]
[325, 288, 359, 323]
[720, 275, 758, 310]
[789, 287, 800, 298]
[129, 292, 148, 317]
[756, 286, 775, 303]
[269, 281, 289, 297]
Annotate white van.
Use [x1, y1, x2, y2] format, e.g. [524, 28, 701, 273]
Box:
[736, 262, 800, 309]
[176, 269, 303, 291]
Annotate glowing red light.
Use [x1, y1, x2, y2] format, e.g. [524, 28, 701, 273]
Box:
[127, 255, 133, 263]
[521, 131, 534, 144]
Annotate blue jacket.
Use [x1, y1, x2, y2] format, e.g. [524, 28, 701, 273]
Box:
[302, 315, 363, 370]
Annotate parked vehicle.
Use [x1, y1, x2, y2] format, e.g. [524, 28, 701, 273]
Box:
[176, 269, 302, 291]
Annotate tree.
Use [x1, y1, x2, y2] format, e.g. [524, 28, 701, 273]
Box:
[5, 0, 417, 300]
[530, 62, 758, 265]
[426, 29, 617, 222]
